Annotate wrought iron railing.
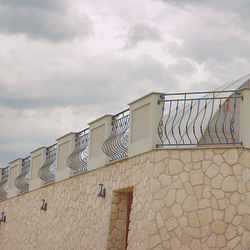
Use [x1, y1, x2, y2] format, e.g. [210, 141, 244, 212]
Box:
[102, 109, 130, 161]
[0, 167, 9, 200]
[157, 90, 243, 147]
[38, 144, 57, 184]
[15, 156, 30, 193]
[67, 128, 89, 174]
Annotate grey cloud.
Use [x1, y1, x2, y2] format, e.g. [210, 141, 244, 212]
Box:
[0, 1, 93, 42]
[124, 23, 161, 49]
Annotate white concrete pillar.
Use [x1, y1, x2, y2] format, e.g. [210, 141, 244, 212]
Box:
[88, 115, 113, 171]
[128, 92, 164, 158]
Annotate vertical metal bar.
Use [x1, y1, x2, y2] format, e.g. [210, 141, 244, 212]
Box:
[200, 99, 207, 144]
[186, 100, 193, 144]
[171, 101, 179, 144]
[207, 92, 215, 143]
[178, 94, 186, 144]
[193, 100, 200, 144]
[157, 104, 165, 145]
[222, 99, 229, 143]
[215, 99, 222, 143]
[230, 92, 237, 144]
[164, 101, 172, 144]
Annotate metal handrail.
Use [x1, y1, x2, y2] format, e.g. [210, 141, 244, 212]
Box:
[14, 156, 30, 192]
[67, 128, 89, 174]
[157, 90, 243, 147]
[0, 167, 9, 200]
[38, 144, 57, 184]
[102, 109, 130, 161]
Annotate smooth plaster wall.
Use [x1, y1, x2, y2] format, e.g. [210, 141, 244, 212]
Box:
[0, 148, 250, 250]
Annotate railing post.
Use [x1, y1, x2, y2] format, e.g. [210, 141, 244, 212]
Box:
[7, 158, 22, 198]
[240, 88, 250, 148]
[29, 147, 47, 191]
[88, 115, 113, 171]
[55, 132, 76, 182]
[128, 92, 164, 158]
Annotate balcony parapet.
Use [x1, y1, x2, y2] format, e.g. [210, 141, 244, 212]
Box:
[0, 167, 9, 200]
[102, 109, 129, 161]
[67, 128, 89, 174]
[14, 156, 31, 193]
[38, 144, 57, 185]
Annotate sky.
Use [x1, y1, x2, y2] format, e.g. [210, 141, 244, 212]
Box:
[1, 0, 250, 167]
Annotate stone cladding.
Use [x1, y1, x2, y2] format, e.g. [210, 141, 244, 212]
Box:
[0, 147, 249, 249]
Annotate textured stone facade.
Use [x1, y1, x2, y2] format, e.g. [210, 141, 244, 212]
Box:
[0, 147, 250, 249]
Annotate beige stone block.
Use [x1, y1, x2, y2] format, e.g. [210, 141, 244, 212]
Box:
[237, 203, 250, 215]
[161, 208, 172, 221]
[238, 182, 246, 194]
[155, 212, 165, 230]
[168, 159, 183, 176]
[232, 215, 242, 226]
[211, 174, 224, 189]
[162, 240, 170, 248]
[154, 189, 166, 199]
[211, 196, 219, 209]
[217, 235, 226, 247]
[180, 150, 191, 164]
[175, 190, 187, 205]
[188, 212, 200, 227]
[190, 239, 201, 250]
[207, 233, 216, 247]
[225, 205, 236, 223]
[211, 221, 227, 234]
[179, 245, 191, 250]
[190, 170, 203, 186]
[220, 163, 233, 177]
[171, 204, 183, 218]
[242, 168, 250, 182]
[118, 199, 126, 211]
[179, 172, 189, 183]
[237, 225, 245, 235]
[247, 182, 250, 191]
[206, 164, 219, 178]
[165, 190, 176, 207]
[197, 208, 212, 226]
[150, 179, 161, 193]
[226, 236, 241, 249]
[239, 150, 250, 168]
[152, 200, 164, 212]
[159, 227, 170, 241]
[170, 237, 181, 250]
[230, 192, 240, 206]
[148, 221, 158, 235]
[110, 213, 118, 220]
[193, 162, 201, 170]
[198, 199, 210, 208]
[218, 198, 230, 210]
[213, 210, 224, 220]
[158, 174, 172, 187]
[155, 150, 169, 163]
[154, 162, 166, 178]
[184, 182, 194, 195]
[148, 210, 155, 222]
[170, 150, 179, 159]
[232, 164, 242, 175]
[205, 149, 214, 160]
[178, 216, 188, 228]
[241, 214, 250, 230]
[191, 150, 204, 162]
[183, 227, 200, 238]
[165, 216, 178, 231]
[148, 235, 161, 249]
[223, 148, 239, 165]
[246, 192, 250, 205]
[184, 163, 192, 172]
[211, 189, 224, 199]
[202, 160, 211, 172]
[183, 196, 198, 212]
[212, 148, 225, 154]
[213, 154, 224, 166]
[111, 204, 118, 213]
[221, 176, 237, 192]
[169, 179, 183, 189]
[241, 231, 250, 249]
[203, 185, 211, 198]
[193, 185, 203, 200]
[182, 235, 192, 245]
[201, 224, 211, 237]
[225, 224, 237, 240]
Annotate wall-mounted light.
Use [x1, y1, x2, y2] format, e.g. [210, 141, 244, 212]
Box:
[0, 212, 6, 223]
[40, 199, 47, 211]
[97, 184, 105, 198]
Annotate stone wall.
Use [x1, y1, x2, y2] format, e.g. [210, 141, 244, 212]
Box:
[0, 147, 249, 249]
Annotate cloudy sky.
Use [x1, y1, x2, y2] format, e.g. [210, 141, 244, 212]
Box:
[1, 0, 250, 167]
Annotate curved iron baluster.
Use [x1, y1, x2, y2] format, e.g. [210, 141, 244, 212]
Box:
[102, 109, 129, 161]
[38, 146, 57, 184]
[0, 167, 9, 200]
[158, 105, 165, 144]
[185, 100, 193, 144]
[164, 101, 172, 144]
[193, 100, 200, 144]
[222, 99, 229, 143]
[178, 94, 186, 144]
[200, 99, 207, 144]
[207, 93, 215, 143]
[67, 130, 89, 173]
[15, 157, 30, 193]
[171, 101, 179, 144]
[215, 99, 222, 143]
[230, 92, 238, 144]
